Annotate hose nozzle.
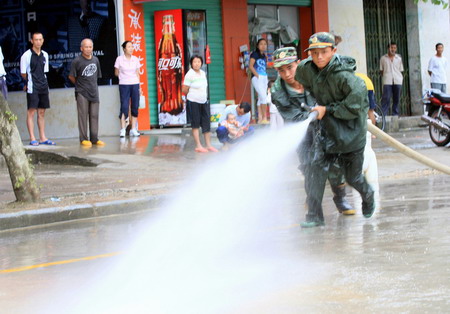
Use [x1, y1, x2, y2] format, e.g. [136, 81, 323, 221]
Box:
[308, 110, 319, 121]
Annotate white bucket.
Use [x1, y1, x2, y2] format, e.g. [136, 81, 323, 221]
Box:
[210, 104, 226, 128]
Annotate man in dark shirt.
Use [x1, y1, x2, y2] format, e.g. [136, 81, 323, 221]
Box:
[20, 32, 55, 146]
[69, 38, 104, 147]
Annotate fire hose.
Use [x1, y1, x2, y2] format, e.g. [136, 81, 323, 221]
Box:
[367, 123, 450, 176]
[307, 111, 450, 175]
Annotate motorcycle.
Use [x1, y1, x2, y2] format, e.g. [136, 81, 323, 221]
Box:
[421, 89, 450, 146]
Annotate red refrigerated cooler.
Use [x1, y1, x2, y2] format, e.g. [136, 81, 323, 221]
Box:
[154, 9, 208, 127]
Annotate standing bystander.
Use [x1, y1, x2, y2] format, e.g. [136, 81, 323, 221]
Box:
[428, 43, 448, 93]
[69, 38, 104, 147]
[20, 32, 55, 146]
[249, 38, 269, 124]
[380, 42, 404, 116]
[182, 55, 218, 153]
[0, 46, 7, 100]
[115, 40, 141, 138]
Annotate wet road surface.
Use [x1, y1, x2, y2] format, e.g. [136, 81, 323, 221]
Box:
[1, 173, 450, 313]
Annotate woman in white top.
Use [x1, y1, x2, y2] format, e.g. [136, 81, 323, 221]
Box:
[114, 41, 141, 137]
[182, 55, 218, 153]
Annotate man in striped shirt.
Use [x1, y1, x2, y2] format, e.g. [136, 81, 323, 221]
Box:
[20, 32, 55, 146]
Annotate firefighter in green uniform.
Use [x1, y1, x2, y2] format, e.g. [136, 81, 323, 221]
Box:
[270, 47, 355, 221]
[294, 32, 375, 228]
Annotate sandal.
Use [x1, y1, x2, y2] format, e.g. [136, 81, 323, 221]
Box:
[39, 140, 56, 145]
[207, 146, 219, 153]
[195, 147, 208, 153]
[29, 140, 39, 146]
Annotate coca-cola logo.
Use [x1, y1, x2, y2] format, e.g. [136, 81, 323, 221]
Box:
[187, 12, 203, 21]
[158, 57, 182, 70]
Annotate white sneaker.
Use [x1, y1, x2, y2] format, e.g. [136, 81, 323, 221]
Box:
[130, 128, 140, 137]
[120, 128, 126, 137]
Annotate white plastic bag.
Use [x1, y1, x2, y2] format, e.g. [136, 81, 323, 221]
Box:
[139, 95, 146, 109]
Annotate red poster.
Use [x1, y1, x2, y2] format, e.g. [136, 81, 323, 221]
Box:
[123, 0, 150, 130]
[154, 9, 186, 126]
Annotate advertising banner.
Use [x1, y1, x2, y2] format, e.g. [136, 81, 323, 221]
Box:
[154, 9, 186, 126]
[0, 0, 118, 91]
[123, 0, 150, 129]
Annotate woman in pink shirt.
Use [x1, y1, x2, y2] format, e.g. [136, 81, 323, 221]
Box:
[114, 41, 141, 137]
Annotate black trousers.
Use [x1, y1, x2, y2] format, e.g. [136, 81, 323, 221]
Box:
[301, 144, 374, 223]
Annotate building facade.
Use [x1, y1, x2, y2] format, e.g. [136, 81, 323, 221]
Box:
[2, 0, 449, 140]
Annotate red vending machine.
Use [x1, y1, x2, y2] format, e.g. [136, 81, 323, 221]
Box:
[154, 9, 207, 127]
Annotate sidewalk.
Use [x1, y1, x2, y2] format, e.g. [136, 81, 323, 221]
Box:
[1, 123, 448, 231]
[0, 130, 206, 230]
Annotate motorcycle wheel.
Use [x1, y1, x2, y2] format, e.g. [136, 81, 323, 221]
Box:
[429, 109, 450, 146]
[374, 104, 386, 131]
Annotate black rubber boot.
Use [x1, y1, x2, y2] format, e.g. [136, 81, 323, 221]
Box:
[331, 184, 355, 215]
[362, 191, 375, 218]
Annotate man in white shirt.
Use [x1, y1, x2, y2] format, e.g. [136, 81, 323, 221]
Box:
[428, 43, 448, 93]
[216, 102, 253, 146]
[0, 46, 7, 100]
[380, 42, 404, 116]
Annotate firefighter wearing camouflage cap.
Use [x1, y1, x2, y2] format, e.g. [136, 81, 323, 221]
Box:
[270, 45, 354, 221]
[305, 32, 336, 51]
[273, 47, 298, 68]
[292, 31, 375, 228]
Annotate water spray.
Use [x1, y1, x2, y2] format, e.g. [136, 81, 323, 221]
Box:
[367, 123, 450, 175]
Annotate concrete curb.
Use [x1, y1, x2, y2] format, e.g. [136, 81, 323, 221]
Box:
[0, 195, 165, 231]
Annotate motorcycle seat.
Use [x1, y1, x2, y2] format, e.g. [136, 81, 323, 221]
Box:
[430, 90, 450, 102]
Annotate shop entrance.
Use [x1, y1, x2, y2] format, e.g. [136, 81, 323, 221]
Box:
[247, 4, 299, 81]
[247, 4, 300, 121]
[363, 0, 410, 115]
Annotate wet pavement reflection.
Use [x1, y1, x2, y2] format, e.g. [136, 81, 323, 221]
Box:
[51, 133, 199, 159]
[1, 173, 450, 312]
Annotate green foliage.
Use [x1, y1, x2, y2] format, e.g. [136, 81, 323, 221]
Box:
[414, 0, 449, 9]
[4, 111, 18, 123]
[14, 177, 25, 189]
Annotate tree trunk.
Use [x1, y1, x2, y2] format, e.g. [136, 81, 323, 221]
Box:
[0, 94, 40, 202]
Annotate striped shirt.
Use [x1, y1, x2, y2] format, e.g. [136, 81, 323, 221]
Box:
[20, 49, 49, 93]
[0, 46, 6, 77]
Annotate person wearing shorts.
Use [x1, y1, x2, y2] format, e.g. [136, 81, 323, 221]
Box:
[20, 32, 55, 146]
[249, 38, 269, 124]
[182, 55, 218, 153]
[115, 40, 141, 137]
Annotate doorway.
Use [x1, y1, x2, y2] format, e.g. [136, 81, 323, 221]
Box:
[363, 0, 411, 115]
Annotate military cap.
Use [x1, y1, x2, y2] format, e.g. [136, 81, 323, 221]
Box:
[305, 32, 335, 51]
[273, 47, 298, 68]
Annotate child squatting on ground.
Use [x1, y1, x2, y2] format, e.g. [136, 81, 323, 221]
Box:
[294, 32, 375, 228]
[221, 113, 244, 140]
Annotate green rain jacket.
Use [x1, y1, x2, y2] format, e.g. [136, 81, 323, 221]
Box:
[270, 77, 316, 122]
[295, 54, 368, 154]
[270, 76, 321, 171]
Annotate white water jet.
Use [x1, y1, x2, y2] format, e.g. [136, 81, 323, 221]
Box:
[60, 117, 324, 314]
